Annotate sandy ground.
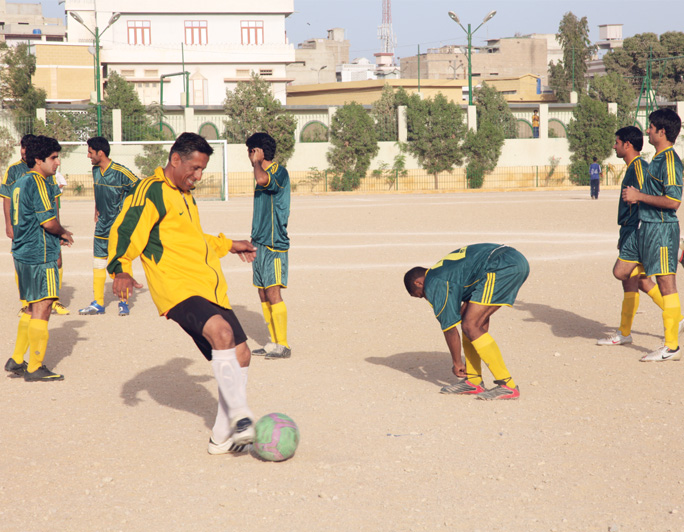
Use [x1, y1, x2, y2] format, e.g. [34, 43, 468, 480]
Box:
[2, 189, 684, 532]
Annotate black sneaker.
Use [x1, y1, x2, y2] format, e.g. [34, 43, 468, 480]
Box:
[24, 365, 64, 382]
[4, 358, 28, 376]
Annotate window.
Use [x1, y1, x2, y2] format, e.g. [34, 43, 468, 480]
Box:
[144, 69, 159, 77]
[185, 20, 208, 45]
[121, 69, 135, 77]
[259, 69, 273, 77]
[241, 20, 264, 45]
[128, 20, 151, 45]
[236, 69, 250, 78]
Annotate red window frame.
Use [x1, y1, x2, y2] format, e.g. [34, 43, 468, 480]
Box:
[240, 20, 264, 45]
[185, 20, 208, 45]
[127, 20, 151, 45]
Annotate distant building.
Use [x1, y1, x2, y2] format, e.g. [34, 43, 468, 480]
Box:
[0, 0, 66, 43]
[287, 28, 348, 85]
[64, 0, 295, 106]
[588, 24, 624, 78]
[33, 43, 94, 103]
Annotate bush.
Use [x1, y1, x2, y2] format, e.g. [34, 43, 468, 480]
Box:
[466, 162, 485, 189]
[329, 171, 361, 192]
[570, 160, 590, 186]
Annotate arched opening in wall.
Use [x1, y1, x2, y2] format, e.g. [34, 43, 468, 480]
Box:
[548, 119, 567, 138]
[516, 119, 533, 139]
[300, 121, 329, 142]
[198, 122, 219, 140]
[160, 122, 176, 140]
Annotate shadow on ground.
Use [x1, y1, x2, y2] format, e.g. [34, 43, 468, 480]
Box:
[120, 357, 215, 428]
[366, 351, 453, 389]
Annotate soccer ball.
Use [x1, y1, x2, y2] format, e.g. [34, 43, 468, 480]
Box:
[253, 413, 300, 462]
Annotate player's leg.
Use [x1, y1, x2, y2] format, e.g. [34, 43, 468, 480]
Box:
[80, 238, 108, 315]
[253, 287, 277, 355]
[598, 259, 639, 344]
[5, 260, 31, 376]
[52, 251, 70, 315]
[263, 248, 290, 359]
[439, 329, 487, 395]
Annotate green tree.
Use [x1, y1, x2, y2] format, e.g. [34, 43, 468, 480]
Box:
[587, 72, 636, 127]
[0, 43, 47, 133]
[371, 83, 399, 141]
[0, 126, 16, 170]
[567, 96, 617, 185]
[403, 92, 466, 189]
[33, 111, 82, 154]
[102, 71, 160, 141]
[223, 73, 296, 164]
[603, 31, 684, 102]
[135, 144, 169, 177]
[326, 102, 379, 191]
[548, 12, 596, 102]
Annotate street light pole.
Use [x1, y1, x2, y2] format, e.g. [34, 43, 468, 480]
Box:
[448, 10, 496, 106]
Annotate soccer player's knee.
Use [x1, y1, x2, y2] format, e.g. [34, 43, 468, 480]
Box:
[461, 321, 479, 341]
[211, 320, 236, 349]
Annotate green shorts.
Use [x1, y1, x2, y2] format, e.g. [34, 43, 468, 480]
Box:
[252, 243, 288, 289]
[618, 225, 641, 263]
[14, 259, 59, 303]
[470, 247, 529, 307]
[94, 235, 109, 259]
[638, 222, 680, 276]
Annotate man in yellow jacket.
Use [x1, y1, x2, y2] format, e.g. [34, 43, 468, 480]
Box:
[107, 133, 257, 455]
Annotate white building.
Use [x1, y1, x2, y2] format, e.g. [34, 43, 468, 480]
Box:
[64, 0, 295, 106]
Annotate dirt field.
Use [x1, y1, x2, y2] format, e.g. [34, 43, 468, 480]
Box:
[2, 189, 684, 532]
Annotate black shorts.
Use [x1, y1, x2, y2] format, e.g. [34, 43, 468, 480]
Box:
[166, 296, 247, 361]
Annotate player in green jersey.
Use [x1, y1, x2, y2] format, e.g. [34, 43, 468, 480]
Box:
[4, 136, 74, 381]
[623, 109, 683, 362]
[598, 126, 682, 346]
[79, 137, 139, 317]
[1, 134, 33, 239]
[246, 133, 292, 359]
[404, 244, 529, 400]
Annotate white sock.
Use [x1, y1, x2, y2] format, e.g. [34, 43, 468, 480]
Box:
[211, 349, 252, 429]
[211, 389, 231, 444]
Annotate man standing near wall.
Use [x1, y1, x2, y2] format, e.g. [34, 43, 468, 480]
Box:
[590, 156, 601, 199]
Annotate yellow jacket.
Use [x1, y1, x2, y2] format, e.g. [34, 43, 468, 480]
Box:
[107, 167, 233, 315]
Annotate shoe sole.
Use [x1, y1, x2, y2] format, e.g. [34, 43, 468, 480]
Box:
[79, 311, 105, 315]
[24, 374, 64, 382]
[207, 440, 248, 455]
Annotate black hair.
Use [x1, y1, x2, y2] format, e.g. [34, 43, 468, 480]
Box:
[169, 132, 214, 162]
[649, 108, 682, 143]
[615, 126, 644, 151]
[87, 136, 111, 157]
[20, 134, 36, 149]
[25, 135, 61, 168]
[593, 157, 598, 162]
[404, 267, 427, 295]
[246, 132, 277, 161]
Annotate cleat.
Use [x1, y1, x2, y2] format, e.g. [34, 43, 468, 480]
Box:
[207, 436, 249, 455]
[640, 345, 682, 362]
[252, 341, 278, 356]
[230, 417, 255, 446]
[24, 365, 64, 382]
[79, 301, 105, 315]
[476, 379, 520, 400]
[17, 306, 28, 317]
[265, 345, 291, 359]
[597, 331, 633, 346]
[51, 301, 70, 315]
[4, 358, 27, 376]
[440, 378, 486, 395]
[118, 301, 130, 316]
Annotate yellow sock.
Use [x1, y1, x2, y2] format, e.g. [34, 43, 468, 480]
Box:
[94, 268, 107, 307]
[11, 312, 31, 364]
[271, 301, 289, 348]
[27, 319, 49, 373]
[647, 285, 665, 310]
[462, 335, 483, 385]
[662, 293, 681, 350]
[260, 301, 277, 343]
[619, 292, 639, 337]
[471, 333, 515, 388]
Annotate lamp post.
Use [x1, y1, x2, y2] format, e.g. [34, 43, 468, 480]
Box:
[447, 10, 496, 105]
[311, 65, 327, 84]
[69, 11, 121, 136]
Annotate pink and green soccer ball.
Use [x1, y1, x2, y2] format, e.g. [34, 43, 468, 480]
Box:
[253, 413, 300, 462]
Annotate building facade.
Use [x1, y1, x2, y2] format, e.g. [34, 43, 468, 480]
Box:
[287, 28, 348, 86]
[0, 0, 66, 43]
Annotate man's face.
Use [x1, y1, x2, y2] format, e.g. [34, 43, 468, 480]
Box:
[35, 152, 61, 178]
[646, 123, 662, 147]
[87, 147, 102, 166]
[171, 151, 209, 192]
[613, 137, 627, 158]
[20, 146, 26, 161]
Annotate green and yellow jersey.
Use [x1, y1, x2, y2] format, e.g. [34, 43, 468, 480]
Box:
[107, 167, 234, 316]
[618, 156, 647, 227]
[251, 162, 290, 250]
[639, 146, 682, 223]
[10, 171, 60, 264]
[93, 161, 139, 237]
[0, 160, 30, 199]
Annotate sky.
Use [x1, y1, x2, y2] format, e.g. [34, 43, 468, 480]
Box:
[21, 0, 684, 61]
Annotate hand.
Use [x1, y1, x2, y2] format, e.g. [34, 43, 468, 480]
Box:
[60, 230, 74, 246]
[112, 272, 143, 302]
[248, 147, 264, 167]
[452, 363, 467, 378]
[230, 239, 256, 263]
[622, 185, 640, 204]
[5, 225, 13, 239]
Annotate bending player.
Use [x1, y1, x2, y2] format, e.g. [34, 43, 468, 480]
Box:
[597, 126, 682, 346]
[404, 244, 529, 399]
[107, 133, 257, 453]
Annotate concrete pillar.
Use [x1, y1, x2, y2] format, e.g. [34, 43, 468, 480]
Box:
[569, 91, 578, 104]
[677, 102, 684, 122]
[539, 103, 549, 139]
[36, 108, 46, 123]
[467, 105, 477, 132]
[183, 106, 196, 133]
[397, 105, 407, 143]
[112, 109, 122, 142]
[608, 103, 618, 116]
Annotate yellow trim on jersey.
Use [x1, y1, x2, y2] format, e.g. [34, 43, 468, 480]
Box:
[111, 163, 139, 182]
[665, 195, 681, 203]
[481, 272, 496, 304]
[434, 281, 449, 318]
[660, 247, 670, 274]
[442, 321, 461, 332]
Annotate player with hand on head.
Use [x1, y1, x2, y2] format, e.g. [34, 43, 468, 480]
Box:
[405, 244, 529, 399]
[107, 132, 257, 454]
[246, 132, 292, 360]
[79, 136, 139, 317]
[4, 135, 74, 381]
[622, 108, 683, 362]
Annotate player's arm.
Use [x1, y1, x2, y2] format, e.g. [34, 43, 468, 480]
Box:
[622, 186, 681, 210]
[249, 148, 271, 187]
[443, 326, 466, 377]
[41, 218, 73, 246]
[2, 196, 12, 239]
